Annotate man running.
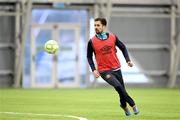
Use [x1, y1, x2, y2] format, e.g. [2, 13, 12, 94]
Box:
[87, 17, 139, 116]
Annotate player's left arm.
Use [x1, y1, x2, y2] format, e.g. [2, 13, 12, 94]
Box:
[115, 36, 133, 67]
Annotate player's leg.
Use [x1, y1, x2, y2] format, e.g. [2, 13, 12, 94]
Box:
[113, 85, 133, 116]
[113, 70, 135, 106]
[100, 70, 131, 116]
[114, 70, 140, 115]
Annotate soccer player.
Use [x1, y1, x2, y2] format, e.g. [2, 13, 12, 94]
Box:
[87, 17, 139, 116]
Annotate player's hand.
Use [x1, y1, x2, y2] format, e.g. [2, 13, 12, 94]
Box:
[93, 70, 100, 78]
[127, 61, 133, 67]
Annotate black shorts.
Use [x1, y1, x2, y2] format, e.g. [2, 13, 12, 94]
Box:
[100, 69, 125, 88]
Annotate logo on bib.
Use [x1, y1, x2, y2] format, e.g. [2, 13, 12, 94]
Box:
[100, 45, 112, 54]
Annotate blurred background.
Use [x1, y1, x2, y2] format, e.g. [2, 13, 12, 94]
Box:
[0, 0, 180, 89]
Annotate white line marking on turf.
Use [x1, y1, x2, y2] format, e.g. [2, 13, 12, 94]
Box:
[0, 112, 88, 120]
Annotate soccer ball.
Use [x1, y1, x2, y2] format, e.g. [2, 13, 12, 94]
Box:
[44, 40, 59, 54]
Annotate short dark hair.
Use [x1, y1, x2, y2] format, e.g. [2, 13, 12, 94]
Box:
[94, 18, 107, 26]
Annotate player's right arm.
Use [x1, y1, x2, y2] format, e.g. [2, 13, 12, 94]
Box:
[87, 40, 100, 78]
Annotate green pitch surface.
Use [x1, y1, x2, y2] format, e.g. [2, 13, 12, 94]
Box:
[0, 88, 180, 120]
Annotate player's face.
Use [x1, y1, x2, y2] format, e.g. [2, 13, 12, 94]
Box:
[94, 21, 105, 34]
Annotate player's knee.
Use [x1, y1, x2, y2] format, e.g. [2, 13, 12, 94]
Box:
[114, 86, 122, 92]
[115, 86, 127, 95]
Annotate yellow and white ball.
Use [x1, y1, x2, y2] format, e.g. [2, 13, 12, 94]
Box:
[44, 40, 59, 54]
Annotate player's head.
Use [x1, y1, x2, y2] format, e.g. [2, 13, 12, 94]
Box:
[94, 18, 107, 34]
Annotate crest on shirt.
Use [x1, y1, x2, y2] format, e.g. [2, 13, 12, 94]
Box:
[106, 74, 111, 79]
